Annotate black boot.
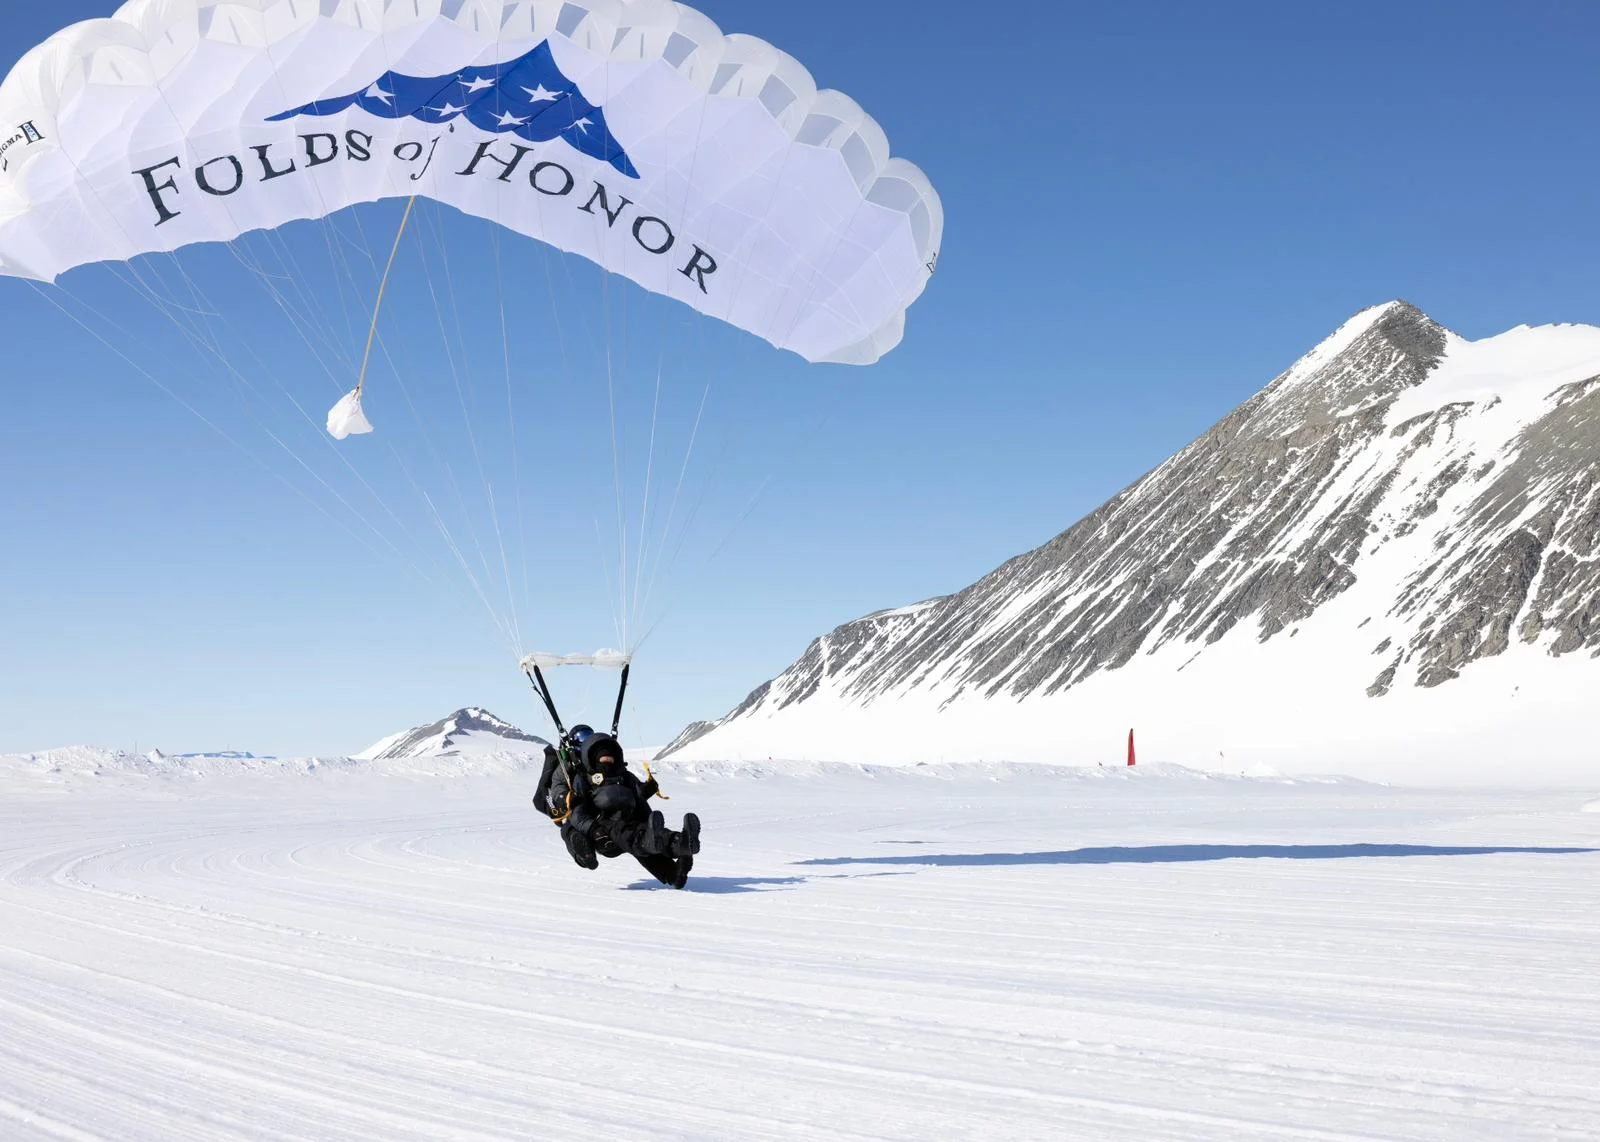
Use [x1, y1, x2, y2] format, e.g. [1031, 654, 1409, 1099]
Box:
[633, 851, 677, 885]
[671, 813, 701, 857]
[638, 810, 669, 855]
[671, 852, 693, 889]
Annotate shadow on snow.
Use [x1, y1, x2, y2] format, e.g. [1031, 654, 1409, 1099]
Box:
[619, 845, 1598, 892]
[626, 871, 915, 893]
[626, 875, 810, 894]
[795, 843, 1600, 869]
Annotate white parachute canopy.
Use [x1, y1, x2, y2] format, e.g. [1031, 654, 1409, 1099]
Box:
[0, 0, 942, 366]
[520, 650, 632, 672]
[0, 0, 945, 660]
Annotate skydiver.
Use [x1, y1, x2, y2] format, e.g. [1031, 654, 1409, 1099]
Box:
[532, 724, 701, 889]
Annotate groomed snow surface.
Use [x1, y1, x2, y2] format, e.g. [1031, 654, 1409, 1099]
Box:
[3, 755, 1598, 1140]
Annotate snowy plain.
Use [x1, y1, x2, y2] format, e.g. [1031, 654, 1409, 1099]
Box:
[2, 750, 1599, 1140]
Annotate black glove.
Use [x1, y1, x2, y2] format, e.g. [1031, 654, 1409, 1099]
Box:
[532, 793, 550, 816]
[639, 776, 660, 799]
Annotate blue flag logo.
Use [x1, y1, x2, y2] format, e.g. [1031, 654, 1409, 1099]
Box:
[269, 43, 637, 178]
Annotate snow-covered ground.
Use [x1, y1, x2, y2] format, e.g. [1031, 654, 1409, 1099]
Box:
[2, 754, 1598, 1140]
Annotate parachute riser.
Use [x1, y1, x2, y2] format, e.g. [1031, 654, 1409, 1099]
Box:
[522, 655, 630, 754]
[611, 662, 631, 737]
[524, 665, 566, 740]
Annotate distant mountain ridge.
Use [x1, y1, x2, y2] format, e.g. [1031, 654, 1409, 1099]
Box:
[664, 302, 1600, 781]
[357, 708, 546, 760]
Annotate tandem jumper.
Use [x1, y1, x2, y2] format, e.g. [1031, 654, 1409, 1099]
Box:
[523, 652, 701, 890]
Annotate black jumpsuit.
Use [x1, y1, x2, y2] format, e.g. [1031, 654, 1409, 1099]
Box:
[533, 741, 681, 886]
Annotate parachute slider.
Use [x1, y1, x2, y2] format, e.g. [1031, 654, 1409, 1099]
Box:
[326, 389, 374, 440]
[520, 651, 633, 740]
[519, 650, 631, 671]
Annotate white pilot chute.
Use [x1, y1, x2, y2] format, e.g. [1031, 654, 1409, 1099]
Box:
[325, 390, 374, 441]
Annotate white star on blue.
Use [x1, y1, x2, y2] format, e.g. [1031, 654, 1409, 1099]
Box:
[268, 43, 637, 178]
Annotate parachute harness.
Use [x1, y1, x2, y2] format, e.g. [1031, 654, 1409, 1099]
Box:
[524, 656, 660, 823]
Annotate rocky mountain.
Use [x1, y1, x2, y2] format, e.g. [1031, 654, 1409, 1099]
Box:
[357, 708, 546, 761]
[664, 303, 1600, 782]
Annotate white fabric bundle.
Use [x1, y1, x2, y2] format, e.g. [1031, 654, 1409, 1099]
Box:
[326, 390, 374, 440]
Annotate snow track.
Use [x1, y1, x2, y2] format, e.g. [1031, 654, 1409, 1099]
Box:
[1, 763, 1598, 1140]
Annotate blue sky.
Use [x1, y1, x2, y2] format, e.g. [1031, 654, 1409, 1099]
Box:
[3, 1, 1599, 755]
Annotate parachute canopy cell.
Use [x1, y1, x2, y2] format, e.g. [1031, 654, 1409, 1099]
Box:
[0, 0, 942, 365]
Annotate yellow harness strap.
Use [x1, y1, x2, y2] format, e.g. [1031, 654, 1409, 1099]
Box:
[551, 788, 575, 825]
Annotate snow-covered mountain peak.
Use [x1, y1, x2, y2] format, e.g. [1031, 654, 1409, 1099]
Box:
[665, 302, 1600, 781]
[1256, 301, 1446, 428]
[356, 708, 546, 761]
[1282, 299, 1411, 378]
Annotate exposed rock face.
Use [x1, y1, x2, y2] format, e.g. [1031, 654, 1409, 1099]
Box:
[1393, 376, 1600, 687]
[665, 303, 1600, 761]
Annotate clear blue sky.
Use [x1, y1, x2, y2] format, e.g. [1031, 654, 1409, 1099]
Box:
[4, 1, 1599, 755]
